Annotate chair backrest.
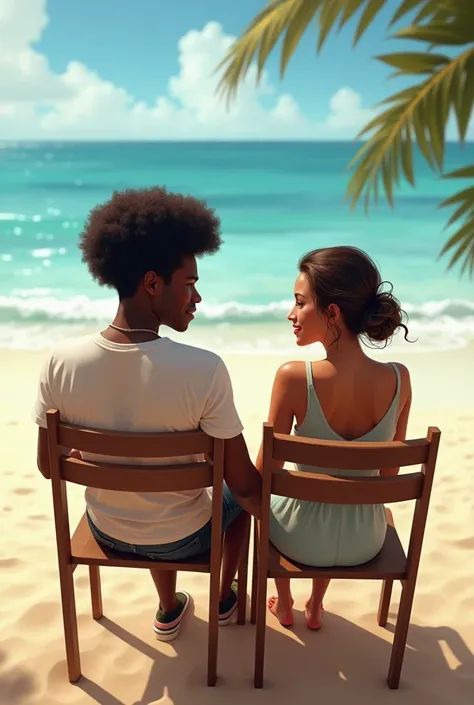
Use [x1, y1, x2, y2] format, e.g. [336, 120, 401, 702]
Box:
[260, 423, 441, 575]
[46, 409, 225, 564]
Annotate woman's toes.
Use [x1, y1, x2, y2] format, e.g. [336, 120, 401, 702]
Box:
[268, 596, 294, 627]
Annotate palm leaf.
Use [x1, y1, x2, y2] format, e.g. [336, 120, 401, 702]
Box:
[437, 166, 474, 275]
[377, 52, 450, 74]
[215, 0, 474, 275]
[347, 43, 474, 273]
[347, 47, 474, 194]
[390, 0, 432, 25]
[438, 213, 474, 276]
[394, 21, 474, 46]
[216, 0, 395, 101]
[353, 0, 386, 45]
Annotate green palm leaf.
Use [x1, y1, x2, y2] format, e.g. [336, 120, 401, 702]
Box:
[439, 169, 474, 275]
[216, 0, 474, 275]
[347, 44, 474, 273]
[216, 0, 395, 100]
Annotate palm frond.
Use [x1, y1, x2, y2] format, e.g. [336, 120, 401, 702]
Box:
[438, 167, 474, 275]
[215, 0, 474, 275]
[347, 46, 474, 193]
[216, 0, 466, 101]
[216, 0, 394, 102]
[395, 19, 474, 46]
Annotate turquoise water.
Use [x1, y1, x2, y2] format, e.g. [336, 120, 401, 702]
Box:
[0, 141, 473, 351]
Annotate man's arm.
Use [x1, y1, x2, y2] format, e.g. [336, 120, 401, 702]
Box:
[222, 434, 261, 518]
[200, 357, 261, 517]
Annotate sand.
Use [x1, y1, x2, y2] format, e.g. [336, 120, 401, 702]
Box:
[1, 344, 473, 705]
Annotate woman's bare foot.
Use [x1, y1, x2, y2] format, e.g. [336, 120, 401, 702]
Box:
[268, 596, 294, 627]
[305, 599, 324, 630]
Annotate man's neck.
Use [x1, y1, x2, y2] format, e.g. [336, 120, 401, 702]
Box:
[102, 300, 161, 343]
[112, 300, 160, 332]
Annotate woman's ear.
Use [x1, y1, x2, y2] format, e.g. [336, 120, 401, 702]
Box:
[327, 303, 340, 321]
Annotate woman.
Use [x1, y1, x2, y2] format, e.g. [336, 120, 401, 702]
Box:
[257, 246, 412, 630]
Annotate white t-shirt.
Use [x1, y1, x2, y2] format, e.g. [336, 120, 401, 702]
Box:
[34, 333, 243, 544]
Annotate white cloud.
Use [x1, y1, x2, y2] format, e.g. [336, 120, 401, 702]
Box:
[0, 0, 470, 141]
[0, 0, 376, 140]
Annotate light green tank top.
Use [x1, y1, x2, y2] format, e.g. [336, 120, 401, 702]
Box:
[269, 361, 401, 567]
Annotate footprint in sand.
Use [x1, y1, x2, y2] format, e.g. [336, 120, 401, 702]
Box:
[452, 536, 474, 550]
[13, 488, 34, 496]
[0, 558, 21, 568]
[2, 506, 12, 512]
[27, 514, 48, 522]
[19, 602, 58, 631]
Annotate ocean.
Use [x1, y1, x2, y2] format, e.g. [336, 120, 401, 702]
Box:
[0, 141, 473, 354]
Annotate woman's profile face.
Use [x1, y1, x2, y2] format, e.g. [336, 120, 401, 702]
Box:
[287, 273, 328, 346]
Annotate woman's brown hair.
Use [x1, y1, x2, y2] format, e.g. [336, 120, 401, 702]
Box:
[298, 246, 411, 347]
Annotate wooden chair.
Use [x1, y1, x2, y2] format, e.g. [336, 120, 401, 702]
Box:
[251, 422, 441, 689]
[45, 409, 249, 687]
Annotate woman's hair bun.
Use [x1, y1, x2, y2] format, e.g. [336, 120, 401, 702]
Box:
[361, 289, 404, 343]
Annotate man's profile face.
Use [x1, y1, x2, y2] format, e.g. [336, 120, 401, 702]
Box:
[155, 255, 201, 332]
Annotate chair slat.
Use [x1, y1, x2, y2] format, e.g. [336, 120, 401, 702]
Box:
[271, 469, 424, 505]
[60, 458, 213, 492]
[58, 423, 213, 458]
[272, 432, 429, 469]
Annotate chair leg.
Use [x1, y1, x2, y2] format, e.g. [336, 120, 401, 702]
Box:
[250, 526, 258, 625]
[89, 565, 103, 620]
[387, 581, 416, 689]
[58, 564, 81, 682]
[237, 521, 250, 625]
[207, 562, 220, 686]
[254, 564, 267, 688]
[377, 579, 393, 627]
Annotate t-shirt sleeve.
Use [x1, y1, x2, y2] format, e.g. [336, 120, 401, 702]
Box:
[199, 357, 243, 439]
[32, 354, 56, 428]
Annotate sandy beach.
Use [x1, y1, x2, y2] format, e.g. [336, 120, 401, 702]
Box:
[1, 344, 473, 705]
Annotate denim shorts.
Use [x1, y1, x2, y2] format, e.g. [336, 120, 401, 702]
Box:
[86, 484, 243, 561]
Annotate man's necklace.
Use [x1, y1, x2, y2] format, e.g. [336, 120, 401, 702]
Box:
[108, 323, 159, 336]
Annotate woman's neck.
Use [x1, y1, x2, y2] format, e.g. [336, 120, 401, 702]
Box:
[324, 335, 364, 364]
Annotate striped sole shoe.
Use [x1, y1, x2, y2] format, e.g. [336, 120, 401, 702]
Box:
[218, 600, 238, 626]
[153, 591, 191, 642]
[218, 583, 238, 626]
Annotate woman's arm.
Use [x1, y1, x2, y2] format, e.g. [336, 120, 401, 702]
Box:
[380, 364, 412, 477]
[256, 362, 299, 473]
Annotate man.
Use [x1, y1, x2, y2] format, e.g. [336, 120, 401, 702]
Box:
[34, 187, 261, 641]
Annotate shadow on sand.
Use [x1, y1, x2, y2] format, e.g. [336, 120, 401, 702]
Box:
[66, 604, 474, 705]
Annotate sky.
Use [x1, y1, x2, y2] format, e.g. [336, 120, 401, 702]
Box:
[0, 0, 472, 140]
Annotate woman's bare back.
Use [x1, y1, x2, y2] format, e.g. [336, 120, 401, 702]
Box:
[284, 357, 410, 441]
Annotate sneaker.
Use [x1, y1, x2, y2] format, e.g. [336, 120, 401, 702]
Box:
[218, 581, 238, 626]
[153, 591, 191, 642]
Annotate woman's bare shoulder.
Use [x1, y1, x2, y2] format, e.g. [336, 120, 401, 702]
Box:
[387, 361, 411, 386]
[274, 360, 307, 384]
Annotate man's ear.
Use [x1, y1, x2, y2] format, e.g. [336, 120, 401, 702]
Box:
[143, 271, 164, 296]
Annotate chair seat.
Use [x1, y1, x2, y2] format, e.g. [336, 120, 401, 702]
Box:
[70, 513, 211, 572]
[266, 522, 407, 580]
